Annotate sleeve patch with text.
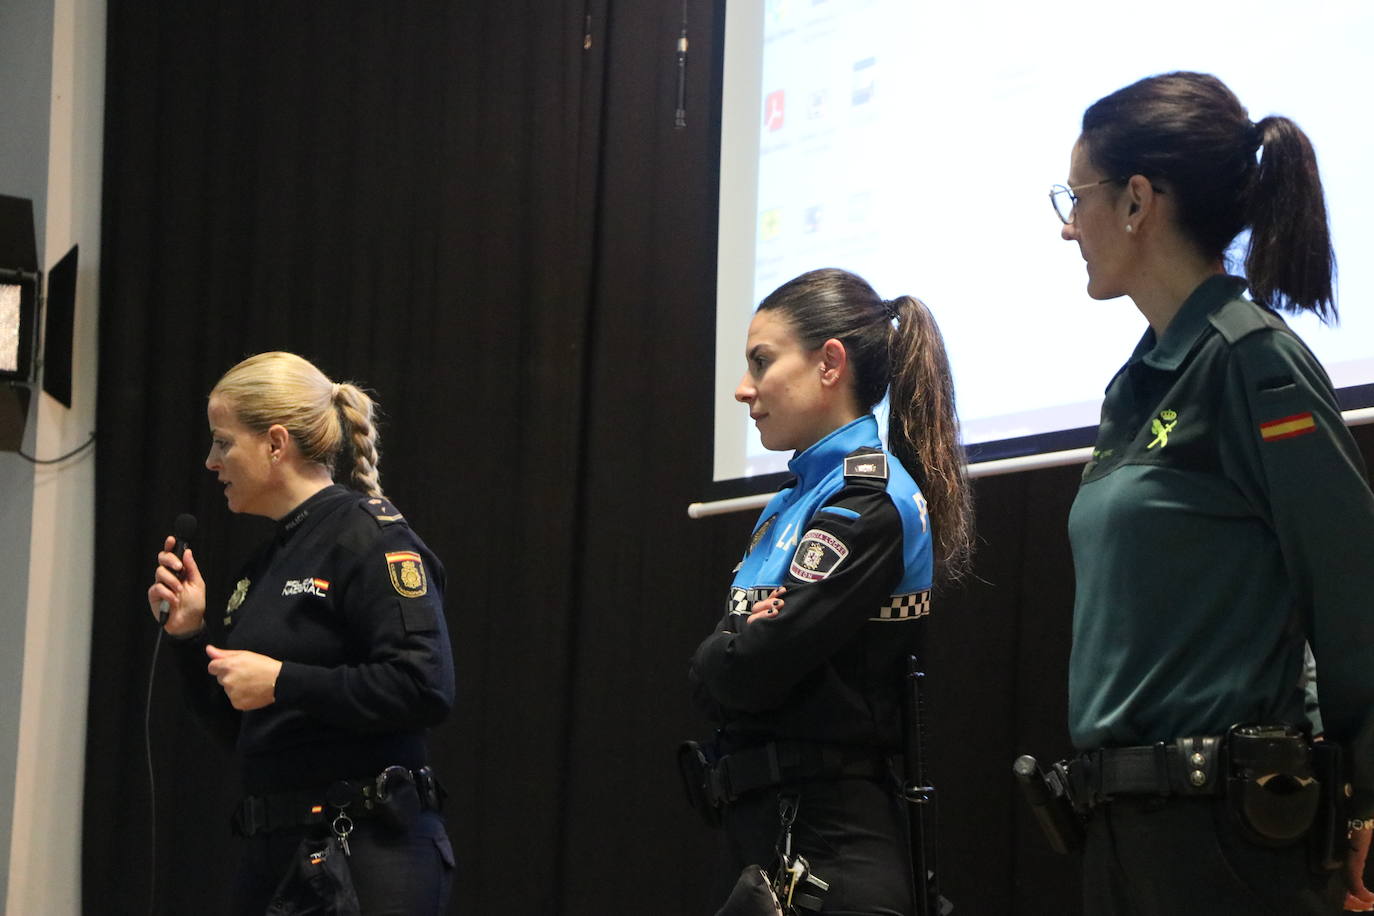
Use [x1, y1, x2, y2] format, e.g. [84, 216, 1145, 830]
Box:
[788, 529, 850, 582]
[1259, 411, 1316, 442]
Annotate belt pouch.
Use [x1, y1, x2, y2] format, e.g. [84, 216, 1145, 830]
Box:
[1308, 741, 1345, 873]
[265, 834, 360, 916]
[678, 741, 722, 828]
[374, 765, 422, 831]
[1225, 725, 1319, 847]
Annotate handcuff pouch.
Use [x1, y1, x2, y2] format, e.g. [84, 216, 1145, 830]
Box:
[678, 741, 723, 828]
[1224, 724, 1319, 848]
[372, 765, 422, 832]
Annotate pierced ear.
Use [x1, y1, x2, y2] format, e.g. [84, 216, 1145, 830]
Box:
[266, 424, 291, 460]
[1125, 174, 1155, 224]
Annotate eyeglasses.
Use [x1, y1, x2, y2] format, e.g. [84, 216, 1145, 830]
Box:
[1049, 177, 1124, 225]
[1050, 177, 1165, 224]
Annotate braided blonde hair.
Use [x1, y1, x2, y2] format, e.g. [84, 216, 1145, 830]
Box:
[212, 352, 384, 497]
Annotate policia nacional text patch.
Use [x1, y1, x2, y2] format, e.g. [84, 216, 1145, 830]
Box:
[385, 550, 427, 598]
[789, 529, 849, 582]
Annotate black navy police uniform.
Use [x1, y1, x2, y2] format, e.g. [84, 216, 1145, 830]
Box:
[176, 485, 456, 915]
[691, 416, 933, 915]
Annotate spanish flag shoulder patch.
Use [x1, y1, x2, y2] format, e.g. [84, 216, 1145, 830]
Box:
[385, 550, 427, 598]
[1259, 412, 1316, 443]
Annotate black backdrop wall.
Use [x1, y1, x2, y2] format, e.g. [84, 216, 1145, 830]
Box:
[84, 3, 1374, 914]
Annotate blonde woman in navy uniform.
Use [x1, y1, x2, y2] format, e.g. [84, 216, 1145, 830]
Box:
[690, 268, 974, 915]
[148, 352, 455, 915]
[1055, 72, 1374, 913]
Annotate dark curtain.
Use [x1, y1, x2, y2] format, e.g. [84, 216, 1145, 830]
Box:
[85, 2, 1374, 914]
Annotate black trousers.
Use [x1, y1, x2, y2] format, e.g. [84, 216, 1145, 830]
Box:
[721, 776, 915, 916]
[1083, 796, 1341, 915]
[231, 809, 453, 915]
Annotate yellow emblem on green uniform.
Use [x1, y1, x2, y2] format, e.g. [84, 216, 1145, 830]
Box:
[1147, 409, 1178, 450]
[385, 550, 427, 598]
[224, 577, 250, 626]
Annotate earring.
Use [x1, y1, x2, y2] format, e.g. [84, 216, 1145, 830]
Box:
[271, 453, 279, 463]
[1125, 224, 1133, 233]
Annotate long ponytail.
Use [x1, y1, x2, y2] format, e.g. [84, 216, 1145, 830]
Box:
[887, 296, 974, 584]
[334, 382, 384, 498]
[1246, 115, 1335, 319]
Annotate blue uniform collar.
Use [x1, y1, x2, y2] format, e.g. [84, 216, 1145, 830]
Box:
[1133, 274, 1249, 372]
[787, 415, 880, 489]
[276, 484, 351, 544]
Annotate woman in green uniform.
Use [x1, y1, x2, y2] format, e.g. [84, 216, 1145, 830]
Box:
[1054, 71, 1374, 913]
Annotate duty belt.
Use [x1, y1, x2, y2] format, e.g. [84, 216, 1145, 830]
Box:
[706, 741, 892, 807]
[1066, 737, 1226, 809]
[233, 765, 442, 837]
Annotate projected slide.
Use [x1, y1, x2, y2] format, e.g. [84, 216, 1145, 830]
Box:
[714, 0, 1374, 486]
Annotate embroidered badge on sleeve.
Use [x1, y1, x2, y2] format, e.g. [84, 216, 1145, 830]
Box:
[788, 529, 850, 582]
[1259, 412, 1316, 442]
[385, 550, 428, 598]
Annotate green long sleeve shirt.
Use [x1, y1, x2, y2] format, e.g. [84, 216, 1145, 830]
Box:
[1068, 275, 1374, 814]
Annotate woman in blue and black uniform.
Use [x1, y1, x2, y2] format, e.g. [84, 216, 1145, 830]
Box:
[1054, 72, 1374, 913]
[148, 352, 455, 915]
[690, 268, 974, 915]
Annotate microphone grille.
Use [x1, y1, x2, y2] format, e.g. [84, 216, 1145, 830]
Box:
[174, 513, 198, 541]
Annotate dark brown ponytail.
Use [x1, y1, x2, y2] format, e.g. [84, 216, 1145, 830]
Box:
[887, 295, 974, 584]
[1246, 115, 1336, 319]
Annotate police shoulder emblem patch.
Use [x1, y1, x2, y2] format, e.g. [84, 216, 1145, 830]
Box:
[364, 497, 406, 527]
[844, 450, 888, 481]
[385, 550, 427, 598]
[788, 528, 850, 582]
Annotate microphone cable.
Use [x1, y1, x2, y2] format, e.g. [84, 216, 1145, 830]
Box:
[145, 622, 167, 916]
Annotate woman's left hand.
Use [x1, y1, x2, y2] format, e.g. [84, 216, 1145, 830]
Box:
[205, 644, 283, 710]
[746, 587, 786, 624]
[1346, 824, 1374, 909]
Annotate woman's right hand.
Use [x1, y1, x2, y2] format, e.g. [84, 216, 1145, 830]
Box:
[147, 535, 207, 637]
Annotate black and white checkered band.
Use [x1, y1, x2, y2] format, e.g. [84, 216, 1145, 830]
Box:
[871, 590, 931, 622]
[728, 586, 777, 616]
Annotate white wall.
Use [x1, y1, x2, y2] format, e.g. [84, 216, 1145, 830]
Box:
[0, 0, 104, 911]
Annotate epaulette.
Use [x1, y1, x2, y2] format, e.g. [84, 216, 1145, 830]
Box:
[360, 495, 406, 527]
[1209, 297, 1284, 346]
[843, 447, 889, 484]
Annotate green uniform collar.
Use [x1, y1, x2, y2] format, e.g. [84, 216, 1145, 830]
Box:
[1134, 274, 1249, 373]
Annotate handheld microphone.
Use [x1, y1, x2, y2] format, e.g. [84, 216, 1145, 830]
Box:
[156, 513, 198, 624]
